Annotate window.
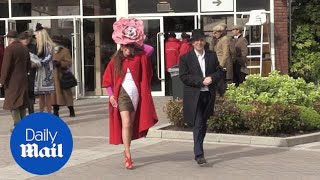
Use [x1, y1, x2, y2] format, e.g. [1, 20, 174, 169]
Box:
[129, 0, 197, 14]
[83, 0, 116, 16]
[11, 0, 80, 17]
[236, 0, 270, 11]
[0, 1, 8, 18]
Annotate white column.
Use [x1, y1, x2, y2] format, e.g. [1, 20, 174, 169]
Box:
[270, 0, 275, 71]
[116, 0, 129, 20]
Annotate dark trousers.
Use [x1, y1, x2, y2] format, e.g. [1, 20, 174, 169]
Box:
[0, 87, 4, 98]
[233, 63, 246, 87]
[165, 72, 172, 96]
[193, 91, 210, 158]
[28, 96, 35, 114]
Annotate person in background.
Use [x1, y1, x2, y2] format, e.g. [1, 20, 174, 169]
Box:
[213, 24, 234, 96]
[0, 37, 4, 98]
[102, 18, 158, 169]
[165, 31, 180, 71]
[178, 32, 192, 61]
[179, 29, 221, 166]
[34, 23, 55, 113]
[232, 25, 248, 86]
[0, 30, 30, 131]
[165, 31, 180, 96]
[142, 36, 154, 58]
[19, 30, 37, 114]
[51, 36, 75, 117]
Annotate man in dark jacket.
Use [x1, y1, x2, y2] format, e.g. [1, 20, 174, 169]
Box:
[179, 29, 221, 166]
[0, 30, 30, 130]
[19, 30, 37, 114]
[232, 25, 248, 86]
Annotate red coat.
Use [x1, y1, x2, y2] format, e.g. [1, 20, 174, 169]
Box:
[178, 39, 192, 63]
[102, 52, 158, 145]
[165, 37, 180, 71]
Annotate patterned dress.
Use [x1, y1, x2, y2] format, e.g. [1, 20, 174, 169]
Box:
[34, 44, 54, 95]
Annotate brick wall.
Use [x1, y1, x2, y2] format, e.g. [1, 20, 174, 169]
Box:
[274, 0, 289, 74]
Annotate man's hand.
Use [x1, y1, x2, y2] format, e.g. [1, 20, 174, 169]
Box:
[202, 77, 212, 86]
[109, 95, 118, 108]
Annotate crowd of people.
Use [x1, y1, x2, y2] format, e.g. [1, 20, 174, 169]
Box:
[0, 23, 76, 131]
[0, 17, 249, 169]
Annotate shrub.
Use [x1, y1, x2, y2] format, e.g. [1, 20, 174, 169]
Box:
[313, 100, 320, 114]
[290, 24, 320, 83]
[225, 71, 320, 107]
[163, 99, 185, 127]
[237, 104, 254, 112]
[207, 99, 245, 133]
[245, 103, 302, 135]
[297, 106, 320, 130]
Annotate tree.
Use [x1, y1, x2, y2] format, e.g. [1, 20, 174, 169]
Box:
[290, 0, 320, 83]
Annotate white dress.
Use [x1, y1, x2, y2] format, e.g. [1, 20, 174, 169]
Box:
[121, 68, 139, 111]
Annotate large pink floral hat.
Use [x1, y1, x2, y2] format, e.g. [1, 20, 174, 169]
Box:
[112, 17, 145, 47]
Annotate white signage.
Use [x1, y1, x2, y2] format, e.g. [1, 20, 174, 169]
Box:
[201, 0, 234, 12]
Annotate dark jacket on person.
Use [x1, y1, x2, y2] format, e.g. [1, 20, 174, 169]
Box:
[27, 42, 37, 98]
[0, 41, 30, 110]
[179, 50, 222, 126]
[233, 35, 249, 74]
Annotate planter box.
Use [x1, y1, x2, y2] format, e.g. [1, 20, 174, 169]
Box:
[147, 123, 320, 147]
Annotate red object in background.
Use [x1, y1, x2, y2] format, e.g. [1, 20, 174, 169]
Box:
[165, 37, 180, 71]
[178, 38, 192, 62]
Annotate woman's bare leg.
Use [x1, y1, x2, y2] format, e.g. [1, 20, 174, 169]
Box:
[45, 94, 52, 113]
[39, 95, 45, 112]
[120, 111, 136, 157]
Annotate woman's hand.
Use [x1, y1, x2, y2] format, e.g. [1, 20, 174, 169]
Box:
[109, 95, 118, 108]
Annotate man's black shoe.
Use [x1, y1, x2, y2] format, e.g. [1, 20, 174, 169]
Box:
[195, 157, 207, 166]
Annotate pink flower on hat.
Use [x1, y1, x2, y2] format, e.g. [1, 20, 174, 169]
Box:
[112, 18, 145, 47]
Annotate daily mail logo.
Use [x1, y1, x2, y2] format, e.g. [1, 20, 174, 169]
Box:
[10, 113, 73, 175]
[20, 129, 63, 158]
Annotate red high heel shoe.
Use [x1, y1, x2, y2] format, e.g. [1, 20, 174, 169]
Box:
[124, 151, 133, 169]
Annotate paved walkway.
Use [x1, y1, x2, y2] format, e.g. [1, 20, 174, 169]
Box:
[1, 97, 320, 180]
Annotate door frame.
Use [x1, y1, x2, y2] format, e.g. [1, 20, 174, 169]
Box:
[131, 16, 165, 96]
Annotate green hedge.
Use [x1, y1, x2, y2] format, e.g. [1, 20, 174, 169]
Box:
[164, 72, 320, 135]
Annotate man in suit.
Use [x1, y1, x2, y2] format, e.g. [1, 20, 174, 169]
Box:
[232, 25, 248, 86]
[179, 29, 222, 166]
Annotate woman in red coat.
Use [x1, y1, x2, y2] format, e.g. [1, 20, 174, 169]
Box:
[102, 18, 158, 169]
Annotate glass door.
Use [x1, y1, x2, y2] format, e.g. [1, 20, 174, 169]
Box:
[134, 17, 165, 96]
[71, 17, 83, 99]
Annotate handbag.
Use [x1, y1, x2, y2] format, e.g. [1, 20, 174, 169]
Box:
[60, 71, 77, 89]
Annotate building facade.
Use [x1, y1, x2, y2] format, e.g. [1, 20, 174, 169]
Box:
[0, 0, 288, 98]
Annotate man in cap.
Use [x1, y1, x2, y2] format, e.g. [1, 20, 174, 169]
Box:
[212, 24, 235, 96]
[232, 25, 248, 86]
[179, 29, 222, 166]
[0, 30, 30, 131]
